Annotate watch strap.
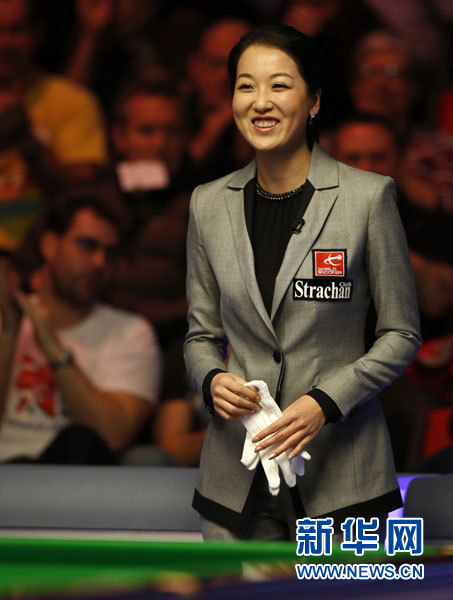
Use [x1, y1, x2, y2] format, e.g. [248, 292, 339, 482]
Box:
[49, 350, 74, 370]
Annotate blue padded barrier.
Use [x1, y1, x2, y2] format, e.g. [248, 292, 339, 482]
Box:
[0, 465, 200, 532]
[404, 474, 453, 541]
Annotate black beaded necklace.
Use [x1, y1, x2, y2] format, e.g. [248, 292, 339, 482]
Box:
[255, 179, 306, 201]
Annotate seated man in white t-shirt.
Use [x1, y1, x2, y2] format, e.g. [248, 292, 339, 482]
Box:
[0, 193, 161, 464]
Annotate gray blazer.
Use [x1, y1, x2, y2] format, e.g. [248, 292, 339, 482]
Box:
[184, 143, 421, 531]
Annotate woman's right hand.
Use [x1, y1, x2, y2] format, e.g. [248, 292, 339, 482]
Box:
[210, 373, 261, 420]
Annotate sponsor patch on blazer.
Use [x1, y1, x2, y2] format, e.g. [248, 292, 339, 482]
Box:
[293, 278, 353, 301]
[313, 249, 346, 277]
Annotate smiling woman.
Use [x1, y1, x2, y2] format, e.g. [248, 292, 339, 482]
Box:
[184, 25, 421, 542]
[232, 45, 320, 174]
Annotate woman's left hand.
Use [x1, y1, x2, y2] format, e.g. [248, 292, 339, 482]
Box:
[252, 395, 326, 459]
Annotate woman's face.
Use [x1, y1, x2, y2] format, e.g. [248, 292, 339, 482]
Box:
[232, 44, 320, 155]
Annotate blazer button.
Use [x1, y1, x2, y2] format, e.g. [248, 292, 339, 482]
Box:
[273, 350, 282, 364]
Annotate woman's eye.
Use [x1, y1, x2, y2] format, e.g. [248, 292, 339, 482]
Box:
[237, 83, 253, 90]
[273, 83, 288, 89]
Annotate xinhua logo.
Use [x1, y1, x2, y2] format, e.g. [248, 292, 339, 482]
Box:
[387, 518, 423, 556]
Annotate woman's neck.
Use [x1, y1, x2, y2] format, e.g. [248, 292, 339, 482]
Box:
[255, 143, 313, 194]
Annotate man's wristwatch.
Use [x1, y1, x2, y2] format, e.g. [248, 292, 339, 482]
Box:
[49, 350, 74, 371]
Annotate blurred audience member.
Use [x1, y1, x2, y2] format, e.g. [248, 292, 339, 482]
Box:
[112, 80, 194, 201]
[0, 0, 108, 254]
[331, 111, 453, 471]
[332, 113, 401, 180]
[280, 0, 383, 127]
[364, 0, 452, 86]
[331, 114, 452, 344]
[281, 0, 341, 37]
[348, 30, 425, 141]
[401, 131, 453, 215]
[405, 213, 453, 341]
[0, 193, 161, 464]
[154, 395, 207, 467]
[325, 25, 451, 206]
[108, 80, 192, 345]
[123, 339, 208, 468]
[65, 0, 167, 109]
[403, 213, 453, 471]
[331, 114, 400, 350]
[403, 211, 452, 430]
[107, 79, 204, 465]
[148, 4, 208, 85]
[187, 18, 253, 183]
[329, 112, 426, 230]
[347, 29, 452, 218]
[415, 411, 453, 474]
[153, 343, 208, 467]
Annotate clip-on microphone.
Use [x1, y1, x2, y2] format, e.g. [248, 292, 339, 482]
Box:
[291, 218, 305, 234]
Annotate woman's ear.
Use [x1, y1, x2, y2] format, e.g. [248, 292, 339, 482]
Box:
[311, 89, 322, 116]
[39, 231, 59, 262]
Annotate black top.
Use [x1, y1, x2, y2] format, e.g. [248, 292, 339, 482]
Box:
[246, 178, 314, 315]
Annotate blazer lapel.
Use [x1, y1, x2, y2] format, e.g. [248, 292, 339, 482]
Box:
[271, 144, 340, 321]
[224, 162, 277, 338]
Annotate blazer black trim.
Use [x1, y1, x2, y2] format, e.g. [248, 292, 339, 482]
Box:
[193, 467, 267, 535]
[193, 485, 402, 535]
[315, 488, 403, 526]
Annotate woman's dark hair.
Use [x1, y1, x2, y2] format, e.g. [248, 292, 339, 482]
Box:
[227, 25, 325, 96]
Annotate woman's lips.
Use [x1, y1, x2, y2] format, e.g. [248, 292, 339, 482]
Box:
[252, 118, 279, 131]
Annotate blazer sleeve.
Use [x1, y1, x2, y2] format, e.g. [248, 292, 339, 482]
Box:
[183, 185, 229, 394]
[314, 177, 422, 419]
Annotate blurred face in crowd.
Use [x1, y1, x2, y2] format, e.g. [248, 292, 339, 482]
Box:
[113, 92, 187, 175]
[350, 48, 415, 122]
[232, 44, 320, 156]
[333, 122, 400, 179]
[0, 0, 36, 84]
[283, 0, 340, 37]
[189, 20, 250, 111]
[41, 209, 119, 309]
[411, 252, 453, 319]
[112, 0, 159, 36]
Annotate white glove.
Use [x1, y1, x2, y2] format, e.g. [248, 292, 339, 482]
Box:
[240, 380, 311, 496]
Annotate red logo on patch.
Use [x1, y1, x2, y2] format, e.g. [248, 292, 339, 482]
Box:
[314, 251, 345, 277]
